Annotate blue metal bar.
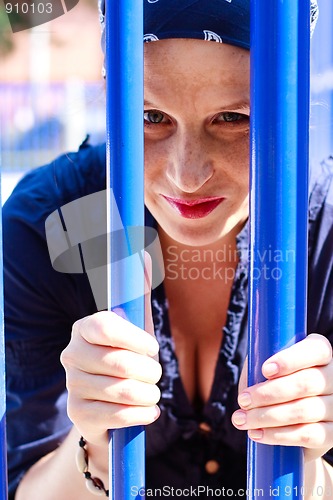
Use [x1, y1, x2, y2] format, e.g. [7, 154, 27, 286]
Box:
[248, 0, 310, 498]
[0, 166, 8, 499]
[105, 1, 145, 499]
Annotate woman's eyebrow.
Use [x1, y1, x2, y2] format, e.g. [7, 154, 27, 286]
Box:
[144, 100, 158, 107]
[221, 100, 250, 111]
[143, 100, 250, 109]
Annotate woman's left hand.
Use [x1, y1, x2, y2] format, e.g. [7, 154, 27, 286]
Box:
[232, 333, 333, 462]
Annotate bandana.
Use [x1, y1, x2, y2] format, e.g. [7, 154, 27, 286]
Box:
[98, 0, 318, 52]
[142, 0, 250, 49]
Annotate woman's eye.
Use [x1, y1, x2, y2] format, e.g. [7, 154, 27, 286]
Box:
[214, 112, 249, 124]
[144, 110, 167, 124]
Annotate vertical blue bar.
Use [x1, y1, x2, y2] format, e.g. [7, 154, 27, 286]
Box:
[0, 146, 8, 498]
[248, 0, 310, 498]
[0, 123, 8, 500]
[105, 1, 145, 499]
[0, 262, 7, 498]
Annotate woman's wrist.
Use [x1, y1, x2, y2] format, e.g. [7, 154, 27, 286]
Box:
[76, 436, 109, 496]
[73, 429, 109, 479]
[304, 457, 333, 500]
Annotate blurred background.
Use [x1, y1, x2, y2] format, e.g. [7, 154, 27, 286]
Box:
[1, 0, 333, 203]
[310, 0, 333, 164]
[0, 0, 105, 202]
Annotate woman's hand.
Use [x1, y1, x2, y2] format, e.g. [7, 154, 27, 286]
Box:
[60, 258, 161, 448]
[232, 333, 333, 462]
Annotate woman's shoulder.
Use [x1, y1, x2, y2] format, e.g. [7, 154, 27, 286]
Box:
[309, 156, 333, 216]
[3, 138, 106, 229]
[308, 156, 333, 336]
[308, 156, 333, 256]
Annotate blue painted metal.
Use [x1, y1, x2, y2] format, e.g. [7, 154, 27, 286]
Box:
[0, 168, 8, 499]
[248, 0, 310, 498]
[105, 1, 145, 498]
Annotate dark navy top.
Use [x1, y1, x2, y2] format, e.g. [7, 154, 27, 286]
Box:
[4, 140, 333, 498]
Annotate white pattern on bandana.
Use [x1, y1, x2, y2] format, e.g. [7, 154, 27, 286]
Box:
[203, 30, 223, 43]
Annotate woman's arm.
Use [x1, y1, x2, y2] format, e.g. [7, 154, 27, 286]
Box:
[15, 301, 161, 499]
[304, 457, 333, 500]
[15, 426, 108, 500]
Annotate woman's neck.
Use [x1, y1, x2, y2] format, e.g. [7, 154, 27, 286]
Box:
[157, 224, 243, 405]
[158, 224, 242, 281]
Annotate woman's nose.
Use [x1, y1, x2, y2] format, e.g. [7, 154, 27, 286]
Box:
[166, 131, 214, 193]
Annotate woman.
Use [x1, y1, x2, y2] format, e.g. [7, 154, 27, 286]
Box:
[5, 1, 333, 498]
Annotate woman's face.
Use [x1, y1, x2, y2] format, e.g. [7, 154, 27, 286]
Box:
[144, 39, 250, 247]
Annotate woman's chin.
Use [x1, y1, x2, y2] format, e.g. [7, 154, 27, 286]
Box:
[159, 221, 229, 248]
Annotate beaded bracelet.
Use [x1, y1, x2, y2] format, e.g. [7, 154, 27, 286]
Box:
[76, 436, 109, 497]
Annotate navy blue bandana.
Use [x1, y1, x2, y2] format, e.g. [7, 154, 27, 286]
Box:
[98, 0, 318, 52]
[142, 0, 250, 49]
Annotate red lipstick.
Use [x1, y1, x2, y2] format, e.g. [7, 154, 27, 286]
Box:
[162, 195, 225, 219]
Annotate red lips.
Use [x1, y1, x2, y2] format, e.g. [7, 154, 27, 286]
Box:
[162, 195, 225, 219]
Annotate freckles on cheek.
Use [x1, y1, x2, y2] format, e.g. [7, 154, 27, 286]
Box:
[144, 142, 168, 169]
[219, 133, 249, 168]
[229, 158, 249, 179]
[143, 172, 161, 210]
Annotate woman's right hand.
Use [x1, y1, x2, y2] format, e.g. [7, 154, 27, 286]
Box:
[60, 283, 161, 448]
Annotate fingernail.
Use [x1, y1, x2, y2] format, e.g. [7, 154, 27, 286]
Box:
[238, 392, 252, 408]
[148, 343, 159, 357]
[153, 405, 161, 420]
[248, 429, 263, 440]
[233, 411, 247, 426]
[263, 362, 279, 377]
